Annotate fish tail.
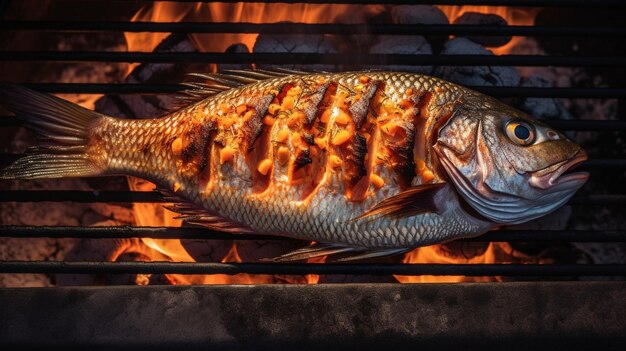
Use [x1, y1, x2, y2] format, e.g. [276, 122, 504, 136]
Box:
[0, 84, 106, 179]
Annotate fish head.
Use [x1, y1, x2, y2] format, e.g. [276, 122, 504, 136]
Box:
[433, 99, 588, 225]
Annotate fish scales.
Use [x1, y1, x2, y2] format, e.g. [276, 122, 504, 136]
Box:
[0, 71, 589, 256]
[90, 72, 478, 247]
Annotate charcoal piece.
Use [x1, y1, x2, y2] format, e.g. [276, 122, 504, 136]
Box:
[433, 38, 520, 87]
[574, 242, 626, 264]
[505, 206, 574, 257]
[333, 6, 387, 54]
[217, 43, 253, 72]
[180, 238, 235, 263]
[509, 206, 572, 231]
[390, 5, 449, 25]
[181, 237, 304, 265]
[95, 33, 211, 119]
[253, 25, 339, 72]
[55, 222, 152, 286]
[519, 75, 573, 120]
[369, 35, 433, 74]
[453, 12, 511, 47]
[435, 241, 490, 260]
[390, 5, 448, 51]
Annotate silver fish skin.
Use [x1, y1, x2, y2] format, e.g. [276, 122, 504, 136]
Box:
[0, 71, 588, 257]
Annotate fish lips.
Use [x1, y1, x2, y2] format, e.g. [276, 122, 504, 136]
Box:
[528, 149, 589, 191]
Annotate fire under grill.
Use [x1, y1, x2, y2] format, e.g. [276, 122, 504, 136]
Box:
[1, 0, 626, 350]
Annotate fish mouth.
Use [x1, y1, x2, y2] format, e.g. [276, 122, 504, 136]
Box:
[529, 149, 589, 190]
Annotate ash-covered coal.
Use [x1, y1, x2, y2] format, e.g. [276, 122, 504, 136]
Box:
[518, 75, 573, 120]
[369, 35, 432, 74]
[434, 37, 520, 87]
[453, 12, 511, 47]
[253, 24, 339, 71]
[390, 5, 449, 25]
[96, 33, 211, 119]
[217, 43, 253, 72]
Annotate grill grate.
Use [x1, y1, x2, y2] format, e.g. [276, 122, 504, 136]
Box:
[84, 0, 626, 6]
[5, 52, 626, 67]
[4, 20, 626, 36]
[0, 83, 624, 98]
[0, 0, 625, 281]
[2, 225, 626, 242]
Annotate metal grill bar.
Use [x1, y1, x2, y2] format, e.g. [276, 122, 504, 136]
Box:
[0, 226, 624, 242]
[0, 190, 161, 203]
[0, 191, 620, 205]
[579, 159, 626, 169]
[10, 83, 626, 98]
[543, 120, 626, 131]
[125, 0, 626, 7]
[3, 21, 626, 37]
[1, 261, 625, 276]
[3, 118, 626, 131]
[1, 154, 620, 167]
[2, 52, 625, 67]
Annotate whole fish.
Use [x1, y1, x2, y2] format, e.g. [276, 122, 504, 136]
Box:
[0, 71, 588, 261]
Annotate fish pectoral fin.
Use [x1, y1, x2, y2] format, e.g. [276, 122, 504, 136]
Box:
[266, 243, 411, 262]
[159, 189, 255, 234]
[352, 182, 447, 222]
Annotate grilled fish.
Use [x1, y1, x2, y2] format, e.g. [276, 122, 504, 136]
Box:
[0, 71, 589, 261]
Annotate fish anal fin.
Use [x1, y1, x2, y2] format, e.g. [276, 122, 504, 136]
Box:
[353, 182, 446, 221]
[158, 188, 255, 234]
[268, 243, 411, 262]
[335, 247, 412, 262]
[266, 243, 358, 262]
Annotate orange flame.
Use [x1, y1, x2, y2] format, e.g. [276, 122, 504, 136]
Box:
[124, 3, 381, 57]
[395, 242, 545, 283]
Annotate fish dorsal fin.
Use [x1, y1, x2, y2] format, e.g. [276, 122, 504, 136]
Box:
[267, 242, 411, 262]
[175, 73, 245, 105]
[175, 69, 308, 107]
[158, 189, 255, 234]
[352, 183, 447, 221]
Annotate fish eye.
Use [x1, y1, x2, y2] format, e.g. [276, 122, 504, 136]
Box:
[505, 120, 535, 146]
